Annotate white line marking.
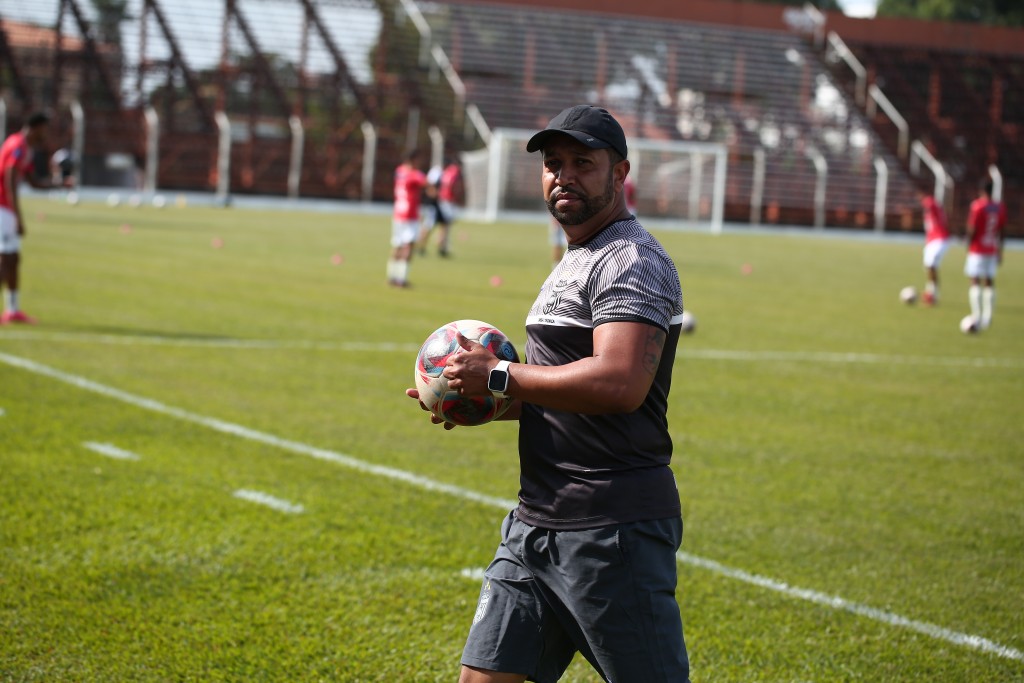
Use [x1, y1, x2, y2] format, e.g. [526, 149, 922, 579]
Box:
[82, 441, 141, 461]
[683, 348, 1022, 368]
[0, 352, 517, 512]
[233, 489, 304, 514]
[0, 407, 5, 416]
[0, 330, 420, 353]
[1, 349, 1020, 663]
[677, 552, 1023, 662]
[2, 330, 1020, 368]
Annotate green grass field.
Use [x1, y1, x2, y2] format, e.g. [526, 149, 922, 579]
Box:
[1, 197, 1022, 682]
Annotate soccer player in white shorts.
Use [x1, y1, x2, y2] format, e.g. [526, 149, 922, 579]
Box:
[963, 180, 1005, 329]
[0, 208, 21, 255]
[391, 219, 420, 251]
[388, 149, 427, 288]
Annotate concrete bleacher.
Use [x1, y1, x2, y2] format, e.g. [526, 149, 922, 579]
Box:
[835, 40, 1024, 230]
[419, 1, 921, 229]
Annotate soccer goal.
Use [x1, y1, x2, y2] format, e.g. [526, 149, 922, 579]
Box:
[461, 128, 728, 233]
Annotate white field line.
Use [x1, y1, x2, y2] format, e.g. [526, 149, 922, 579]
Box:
[82, 441, 141, 461]
[233, 489, 304, 514]
[1, 349, 1021, 664]
[0, 330, 420, 353]
[0, 352, 516, 513]
[677, 552, 1023, 662]
[1, 330, 1021, 368]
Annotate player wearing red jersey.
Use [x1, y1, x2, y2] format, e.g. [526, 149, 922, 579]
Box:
[1, 112, 53, 324]
[920, 193, 949, 305]
[963, 180, 1006, 330]
[388, 148, 427, 288]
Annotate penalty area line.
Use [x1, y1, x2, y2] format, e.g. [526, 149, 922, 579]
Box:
[0, 349, 1020, 664]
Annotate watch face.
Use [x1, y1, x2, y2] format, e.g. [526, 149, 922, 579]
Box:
[488, 370, 507, 392]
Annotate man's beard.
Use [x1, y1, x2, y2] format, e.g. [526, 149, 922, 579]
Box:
[546, 172, 615, 226]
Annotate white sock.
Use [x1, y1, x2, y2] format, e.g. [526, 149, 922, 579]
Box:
[386, 259, 397, 281]
[968, 285, 982, 322]
[394, 260, 409, 284]
[981, 286, 995, 329]
[4, 289, 18, 313]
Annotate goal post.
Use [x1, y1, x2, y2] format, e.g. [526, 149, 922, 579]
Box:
[461, 128, 728, 233]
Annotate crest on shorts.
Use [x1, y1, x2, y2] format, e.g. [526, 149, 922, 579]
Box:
[472, 580, 491, 625]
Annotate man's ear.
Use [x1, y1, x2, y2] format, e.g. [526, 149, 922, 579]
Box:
[614, 157, 630, 191]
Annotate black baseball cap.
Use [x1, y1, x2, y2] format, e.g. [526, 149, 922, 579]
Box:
[526, 105, 627, 159]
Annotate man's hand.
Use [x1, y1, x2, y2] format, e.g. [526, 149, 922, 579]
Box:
[442, 333, 498, 398]
[405, 387, 458, 430]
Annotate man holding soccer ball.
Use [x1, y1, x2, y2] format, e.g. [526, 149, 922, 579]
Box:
[408, 105, 690, 682]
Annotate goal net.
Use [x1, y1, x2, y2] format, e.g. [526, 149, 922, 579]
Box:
[461, 128, 728, 233]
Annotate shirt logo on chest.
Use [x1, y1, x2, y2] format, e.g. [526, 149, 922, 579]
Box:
[543, 279, 569, 315]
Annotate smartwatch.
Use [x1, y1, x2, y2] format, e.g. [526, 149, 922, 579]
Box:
[487, 360, 512, 398]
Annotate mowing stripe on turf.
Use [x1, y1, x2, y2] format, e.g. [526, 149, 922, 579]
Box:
[1, 349, 1020, 664]
[233, 489, 305, 514]
[2, 330, 1021, 368]
[82, 441, 141, 461]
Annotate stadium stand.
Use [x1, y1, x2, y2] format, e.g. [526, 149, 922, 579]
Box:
[418, 1, 920, 229]
[0, 0, 1020, 233]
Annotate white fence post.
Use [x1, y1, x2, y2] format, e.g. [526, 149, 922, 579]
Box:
[360, 121, 377, 203]
[215, 111, 231, 204]
[750, 146, 765, 226]
[71, 99, 85, 189]
[144, 106, 159, 194]
[288, 115, 304, 199]
[806, 147, 827, 229]
[873, 156, 888, 233]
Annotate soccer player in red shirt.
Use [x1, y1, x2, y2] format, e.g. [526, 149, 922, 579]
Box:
[387, 148, 427, 288]
[920, 192, 949, 305]
[0, 112, 53, 324]
[963, 179, 1006, 330]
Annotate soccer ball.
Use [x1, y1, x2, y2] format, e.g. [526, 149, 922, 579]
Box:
[414, 319, 520, 426]
[900, 286, 918, 305]
[679, 310, 697, 334]
[959, 315, 979, 334]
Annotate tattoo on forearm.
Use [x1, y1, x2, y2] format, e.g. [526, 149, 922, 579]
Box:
[642, 328, 666, 376]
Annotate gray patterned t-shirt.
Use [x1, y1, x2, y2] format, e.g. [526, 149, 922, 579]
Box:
[516, 218, 685, 530]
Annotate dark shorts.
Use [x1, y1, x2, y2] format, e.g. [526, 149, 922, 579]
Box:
[462, 511, 690, 683]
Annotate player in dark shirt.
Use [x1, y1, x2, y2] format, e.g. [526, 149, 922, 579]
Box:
[408, 105, 690, 683]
